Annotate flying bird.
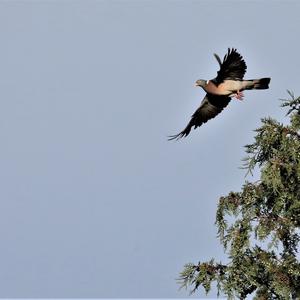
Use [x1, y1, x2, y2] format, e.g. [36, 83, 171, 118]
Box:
[169, 48, 270, 140]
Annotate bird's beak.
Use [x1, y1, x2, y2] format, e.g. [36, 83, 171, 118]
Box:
[194, 80, 202, 87]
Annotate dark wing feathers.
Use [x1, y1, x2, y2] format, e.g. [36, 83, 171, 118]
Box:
[214, 48, 247, 84]
[213, 53, 222, 67]
[168, 94, 231, 140]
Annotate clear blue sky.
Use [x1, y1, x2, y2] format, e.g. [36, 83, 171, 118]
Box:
[0, 0, 299, 298]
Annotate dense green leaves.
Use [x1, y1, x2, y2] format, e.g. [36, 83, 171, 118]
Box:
[178, 94, 300, 299]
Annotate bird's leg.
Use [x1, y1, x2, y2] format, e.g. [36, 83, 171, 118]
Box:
[233, 90, 244, 101]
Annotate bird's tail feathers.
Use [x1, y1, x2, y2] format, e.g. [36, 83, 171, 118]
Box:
[248, 77, 271, 90]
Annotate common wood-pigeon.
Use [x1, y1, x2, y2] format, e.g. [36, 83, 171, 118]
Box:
[169, 48, 270, 140]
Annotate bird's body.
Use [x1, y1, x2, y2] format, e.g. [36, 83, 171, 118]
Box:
[206, 79, 247, 96]
[199, 79, 270, 97]
[169, 48, 271, 140]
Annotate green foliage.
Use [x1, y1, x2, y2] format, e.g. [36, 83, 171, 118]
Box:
[178, 93, 300, 299]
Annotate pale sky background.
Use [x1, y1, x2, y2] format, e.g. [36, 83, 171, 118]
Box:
[0, 0, 299, 298]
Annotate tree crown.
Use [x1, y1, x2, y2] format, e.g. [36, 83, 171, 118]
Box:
[179, 92, 300, 299]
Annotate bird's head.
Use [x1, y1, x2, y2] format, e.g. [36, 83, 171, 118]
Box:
[195, 79, 207, 88]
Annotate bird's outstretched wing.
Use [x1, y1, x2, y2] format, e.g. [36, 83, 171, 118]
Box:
[214, 48, 247, 84]
[168, 93, 231, 140]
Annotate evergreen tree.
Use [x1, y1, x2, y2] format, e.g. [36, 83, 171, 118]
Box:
[178, 92, 300, 299]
